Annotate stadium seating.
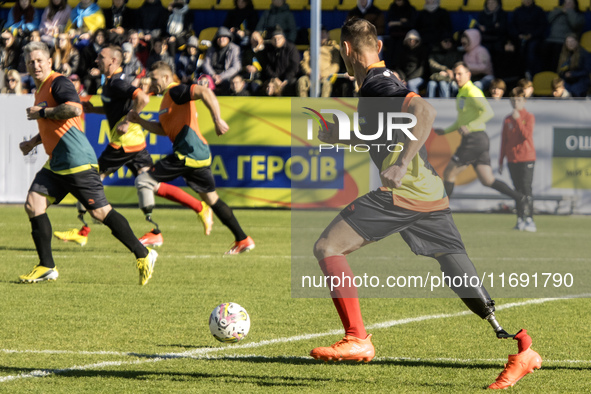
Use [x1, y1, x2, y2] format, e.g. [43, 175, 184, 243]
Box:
[336, 0, 358, 11]
[409, 0, 426, 10]
[533, 71, 558, 96]
[213, 0, 234, 9]
[321, 0, 340, 10]
[462, 0, 485, 12]
[374, 0, 393, 11]
[580, 31, 591, 52]
[440, 0, 464, 11]
[192, 0, 217, 9]
[287, 0, 310, 10]
[329, 27, 341, 43]
[198, 27, 218, 43]
[580, 0, 591, 11]
[537, 0, 559, 11]
[32, 0, 49, 8]
[252, 0, 272, 10]
[502, 0, 522, 11]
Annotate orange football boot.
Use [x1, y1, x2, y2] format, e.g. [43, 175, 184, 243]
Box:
[488, 329, 542, 389]
[310, 334, 375, 362]
[225, 236, 255, 255]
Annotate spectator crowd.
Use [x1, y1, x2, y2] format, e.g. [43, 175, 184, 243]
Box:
[1, 0, 591, 98]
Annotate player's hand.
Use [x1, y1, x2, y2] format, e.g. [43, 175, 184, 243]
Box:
[116, 120, 129, 135]
[82, 101, 94, 113]
[458, 126, 470, 136]
[215, 118, 229, 136]
[433, 128, 445, 135]
[26, 106, 43, 120]
[127, 110, 142, 124]
[380, 163, 407, 189]
[318, 114, 340, 144]
[19, 139, 36, 155]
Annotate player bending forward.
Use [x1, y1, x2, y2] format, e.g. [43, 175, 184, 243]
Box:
[54, 45, 213, 248]
[309, 18, 541, 390]
[128, 61, 254, 255]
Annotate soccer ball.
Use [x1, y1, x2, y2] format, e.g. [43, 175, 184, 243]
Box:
[209, 302, 250, 343]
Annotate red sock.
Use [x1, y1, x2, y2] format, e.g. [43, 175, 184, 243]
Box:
[319, 255, 367, 339]
[78, 226, 91, 236]
[514, 329, 532, 353]
[156, 183, 203, 213]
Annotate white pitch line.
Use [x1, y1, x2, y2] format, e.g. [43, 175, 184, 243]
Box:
[1, 294, 590, 383]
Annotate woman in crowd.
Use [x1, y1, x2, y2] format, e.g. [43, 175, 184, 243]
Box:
[51, 33, 80, 77]
[39, 0, 71, 47]
[557, 34, 591, 97]
[1, 70, 24, 94]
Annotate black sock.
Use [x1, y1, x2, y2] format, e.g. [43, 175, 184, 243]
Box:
[491, 180, 522, 201]
[103, 209, 148, 259]
[444, 181, 455, 197]
[211, 199, 247, 242]
[30, 213, 55, 268]
[435, 253, 495, 319]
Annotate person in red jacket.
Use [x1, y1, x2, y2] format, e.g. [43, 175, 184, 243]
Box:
[499, 87, 536, 232]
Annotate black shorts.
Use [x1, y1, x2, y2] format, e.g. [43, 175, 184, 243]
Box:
[98, 146, 153, 177]
[148, 154, 216, 193]
[340, 189, 466, 257]
[452, 131, 491, 167]
[29, 168, 109, 210]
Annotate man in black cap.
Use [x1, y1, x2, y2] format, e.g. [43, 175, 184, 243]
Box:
[203, 26, 241, 96]
[260, 26, 299, 96]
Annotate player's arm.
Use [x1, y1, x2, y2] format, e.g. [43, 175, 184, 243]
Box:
[466, 96, 494, 130]
[118, 88, 150, 134]
[82, 100, 105, 114]
[189, 84, 229, 136]
[26, 76, 82, 120]
[19, 133, 42, 155]
[380, 96, 436, 189]
[127, 110, 167, 136]
[498, 120, 507, 174]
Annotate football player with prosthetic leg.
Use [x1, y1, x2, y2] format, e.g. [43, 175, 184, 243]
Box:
[53, 45, 213, 248]
[129, 61, 254, 255]
[309, 18, 541, 390]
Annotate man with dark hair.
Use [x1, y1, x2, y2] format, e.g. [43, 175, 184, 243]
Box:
[128, 62, 255, 255]
[434, 62, 526, 215]
[260, 27, 299, 96]
[203, 27, 241, 96]
[54, 45, 213, 248]
[18, 42, 157, 285]
[309, 18, 541, 390]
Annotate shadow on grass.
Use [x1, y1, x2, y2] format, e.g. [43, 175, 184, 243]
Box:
[0, 367, 339, 387]
[156, 344, 213, 349]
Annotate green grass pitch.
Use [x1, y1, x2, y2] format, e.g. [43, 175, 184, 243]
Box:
[0, 205, 590, 392]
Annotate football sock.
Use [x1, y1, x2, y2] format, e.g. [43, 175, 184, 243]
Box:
[491, 180, 522, 201]
[319, 255, 367, 339]
[30, 213, 55, 268]
[514, 329, 532, 352]
[103, 209, 148, 259]
[435, 253, 495, 319]
[211, 199, 247, 242]
[156, 182, 203, 213]
[78, 226, 91, 236]
[444, 181, 455, 197]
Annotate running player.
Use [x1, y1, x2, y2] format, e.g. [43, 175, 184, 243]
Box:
[53, 45, 213, 248]
[309, 19, 541, 390]
[434, 62, 526, 214]
[18, 41, 157, 285]
[127, 61, 254, 255]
